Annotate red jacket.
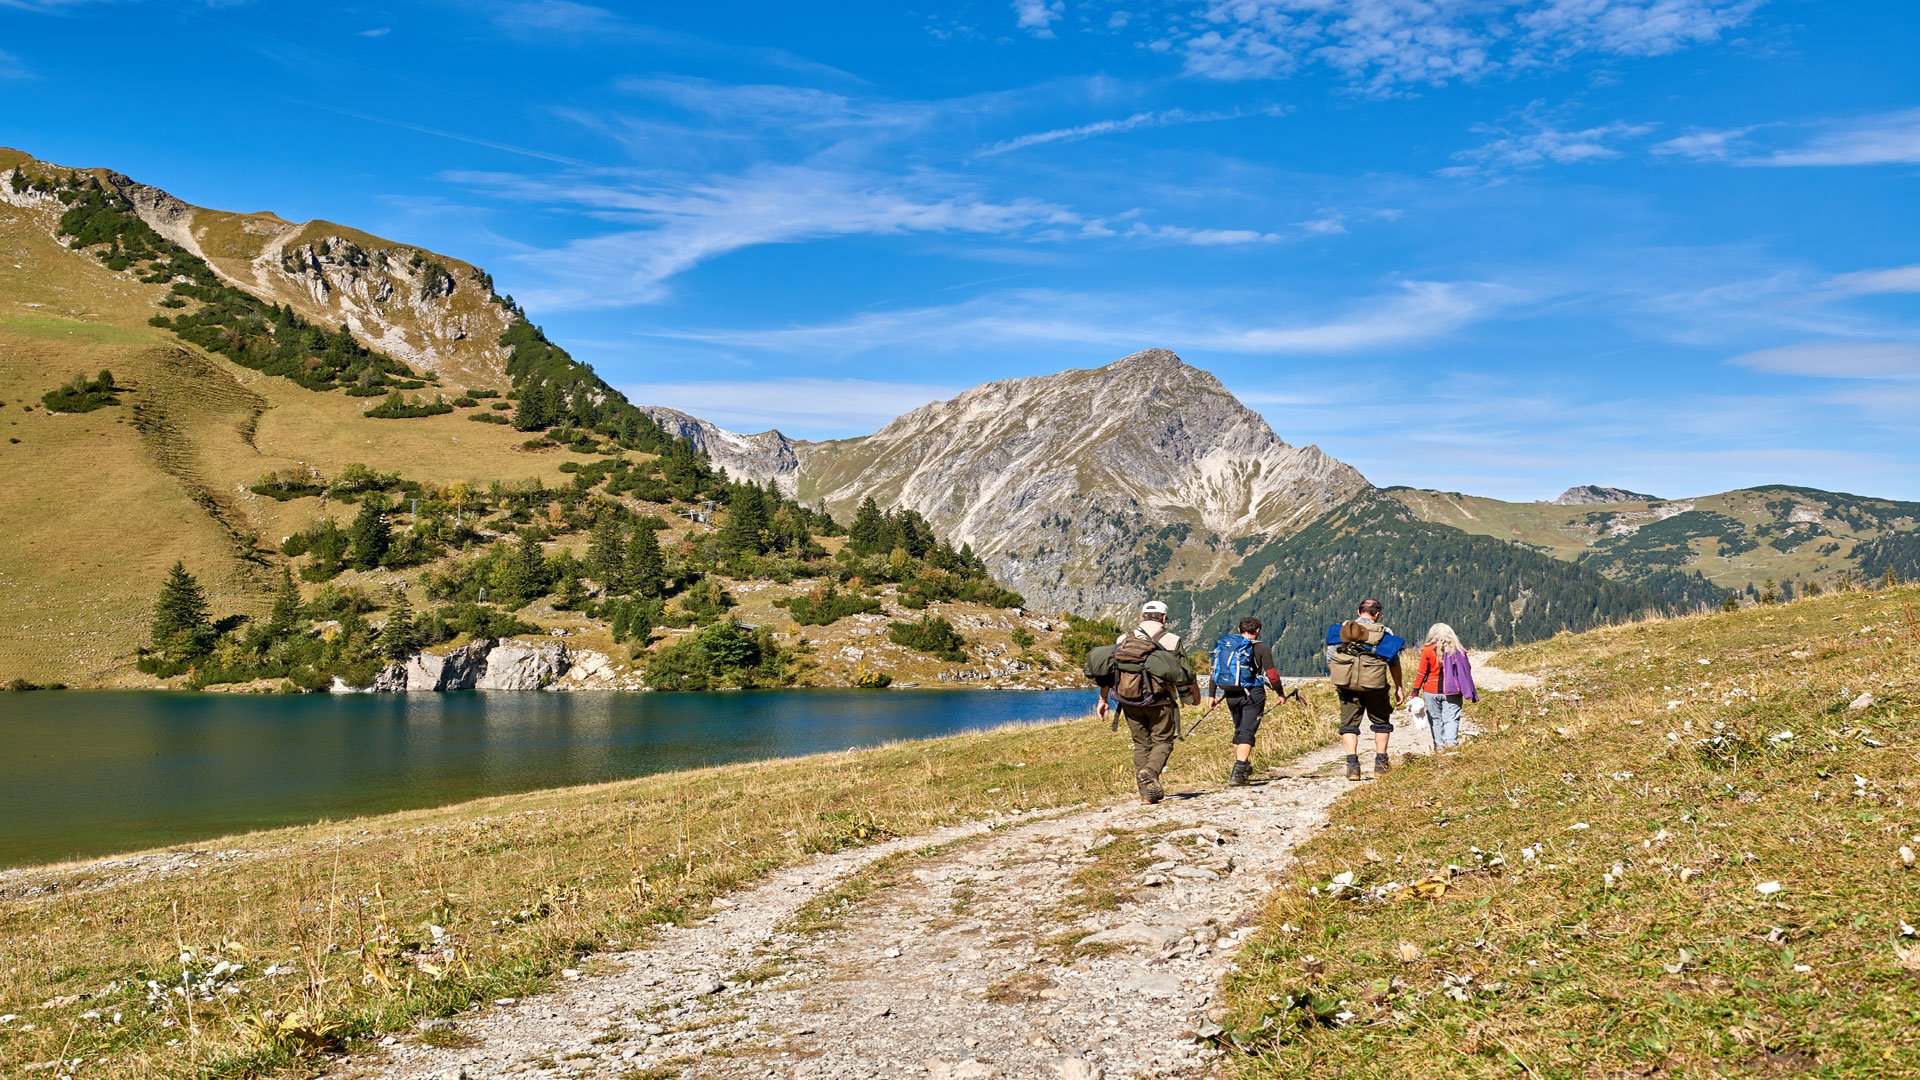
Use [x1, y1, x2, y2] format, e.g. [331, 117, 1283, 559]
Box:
[1411, 644, 1444, 694]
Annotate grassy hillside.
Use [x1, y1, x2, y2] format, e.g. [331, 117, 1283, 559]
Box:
[0, 155, 1057, 690]
[1218, 582, 1920, 1077]
[1388, 485, 1920, 601]
[1177, 491, 1723, 670]
[0, 702, 1338, 1080]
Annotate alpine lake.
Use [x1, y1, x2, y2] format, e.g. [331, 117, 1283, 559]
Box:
[0, 688, 1092, 868]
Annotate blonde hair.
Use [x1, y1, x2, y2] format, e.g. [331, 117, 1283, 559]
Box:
[1424, 623, 1463, 656]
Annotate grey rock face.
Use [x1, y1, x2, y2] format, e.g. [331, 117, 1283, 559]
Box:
[1553, 485, 1662, 505]
[794, 348, 1367, 614]
[476, 642, 570, 690]
[637, 406, 801, 495]
[365, 638, 567, 691]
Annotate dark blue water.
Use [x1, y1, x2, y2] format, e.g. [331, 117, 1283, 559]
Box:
[0, 689, 1093, 868]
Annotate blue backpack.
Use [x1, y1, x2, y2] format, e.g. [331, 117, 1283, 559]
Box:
[1210, 634, 1260, 688]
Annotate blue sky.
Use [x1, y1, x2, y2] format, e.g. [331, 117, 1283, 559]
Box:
[4, 0, 1918, 499]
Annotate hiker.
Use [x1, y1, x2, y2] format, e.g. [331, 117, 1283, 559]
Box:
[1092, 600, 1200, 805]
[1205, 617, 1284, 787]
[1406, 622, 1476, 751]
[1324, 598, 1406, 781]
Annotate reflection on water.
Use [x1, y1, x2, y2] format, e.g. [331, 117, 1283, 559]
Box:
[0, 689, 1091, 868]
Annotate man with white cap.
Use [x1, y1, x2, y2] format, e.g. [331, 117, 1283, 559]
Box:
[1096, 600, 1194, 804]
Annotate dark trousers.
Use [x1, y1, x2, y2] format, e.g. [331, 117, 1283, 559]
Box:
[1122, 699, 1181, 779]
[1336, 686, 1395, 735]
[1223, 686, 1266, 745]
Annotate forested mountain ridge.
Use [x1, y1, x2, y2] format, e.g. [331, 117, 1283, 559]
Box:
[2, 148, 513, 391]
[1387, 484, 1920, 601]
[1178, 490, 1722, 670]
[0, 151, 1065, 691]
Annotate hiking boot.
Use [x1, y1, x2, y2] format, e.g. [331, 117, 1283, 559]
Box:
[1374, 753, 1392, 776]
[1137, 768, 1164, 805]
[1229, 760, 1253, 787]
[1345, 755, 1363, 782]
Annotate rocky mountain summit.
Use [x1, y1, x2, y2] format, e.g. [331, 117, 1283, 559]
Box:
[638, 406, 801, 494]
[1553, 484, 1661, 505]
[2, 148, 514, 389]
[791, 348, 1366, 612]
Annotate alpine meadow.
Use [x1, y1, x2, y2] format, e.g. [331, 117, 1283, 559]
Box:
[1, 2, 1917, 1079]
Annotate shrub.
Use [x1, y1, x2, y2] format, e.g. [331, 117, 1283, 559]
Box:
[364, 391, 453, 419]
[781, 584, 883, 626]
[889, 615, 968, 662]
[645, 621, 790, 690]
[41, 370, 121, 413]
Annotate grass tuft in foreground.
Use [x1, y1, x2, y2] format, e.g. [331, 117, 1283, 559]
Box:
[0, 702, 1332, 1078]
[1219, 585, 1920, 1078]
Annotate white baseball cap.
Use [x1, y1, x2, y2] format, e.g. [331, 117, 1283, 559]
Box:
[1141, 600, 1169, 616]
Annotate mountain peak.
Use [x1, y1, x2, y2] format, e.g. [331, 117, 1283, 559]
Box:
[1553, 485, 1662, 505]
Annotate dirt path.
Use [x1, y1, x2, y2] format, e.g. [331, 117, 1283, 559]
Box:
[349, 712, 1462, 1080]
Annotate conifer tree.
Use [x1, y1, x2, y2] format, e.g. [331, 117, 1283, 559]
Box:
[721, 484, 771, 556]
[379, 590, 419, 659]
[268, 566, 303, 636]
[626, 522, 666, 598]
[1721, 593, 1741, 612]
[848, 496, 887, 556]
[346, 494, 391, 570]
[587, 519, 627, 592]
[151, 561, 214, 657]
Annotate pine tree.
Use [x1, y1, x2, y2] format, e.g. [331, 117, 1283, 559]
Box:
[268, 566, 303, 636]
[586, 519, 628, 593]
[379, 590, 419, 659]
[849, 496, 887, 556]
[720, 484, 771, 556]
[626, 523, 666, 598]
[151, 561, 213, 657]
[1721, 593, 1740, 612]
[346, 494, 391, 570]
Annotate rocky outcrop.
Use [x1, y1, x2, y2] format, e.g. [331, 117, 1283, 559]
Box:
[637, 406, 801, 495]
[1553, 485, 1661, 505]
[361, 638, 569, 691]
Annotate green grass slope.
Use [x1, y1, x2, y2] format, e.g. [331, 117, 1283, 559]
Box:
[1219, 582, 1920, 1077]
[1179, 491, 1723, 671]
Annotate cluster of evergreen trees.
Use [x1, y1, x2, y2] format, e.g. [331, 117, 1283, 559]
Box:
[139, 563, 532, 690]
[40, 370, 121, 413]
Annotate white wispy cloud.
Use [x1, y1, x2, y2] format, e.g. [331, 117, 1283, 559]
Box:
[1822, 264, 1920, 298]
[624, 377, 960, 437]
[1729, 342, 1920, 379]
[494, 0, 854, 78]
[0, 48, 29, 78]
[1132, 0, 1761, 92]
[1656, 110, 1920, 166]
[977, 105, 1282, 156]
[455, 165, 1096, 308]
[1013, 0, 1064, 39]
[358, 27, 390, 38]
[646, 280, 1519, 356]
[1441, 103, 1657, 178]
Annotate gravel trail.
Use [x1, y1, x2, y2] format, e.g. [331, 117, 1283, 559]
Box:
[341, 657, 1542, 1080]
